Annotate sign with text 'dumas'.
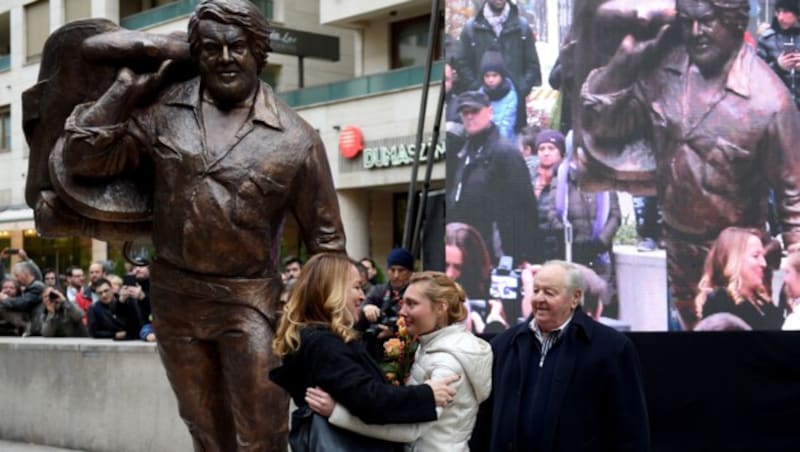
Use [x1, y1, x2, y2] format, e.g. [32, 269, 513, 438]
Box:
[362, 136, 445, 170]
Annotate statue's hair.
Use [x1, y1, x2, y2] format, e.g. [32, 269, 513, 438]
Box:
[678, 0, 750, 34]
[188, 0, 271, 72]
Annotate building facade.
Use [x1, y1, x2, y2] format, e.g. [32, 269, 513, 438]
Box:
[0, 0, 448, 274]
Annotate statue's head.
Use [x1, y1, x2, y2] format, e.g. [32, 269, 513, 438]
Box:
[187, 0, 271, 109]
[676, 0, 748, 76]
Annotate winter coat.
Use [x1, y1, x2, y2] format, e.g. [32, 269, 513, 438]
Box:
[87, 297, 142, 339]
[1, 280, 45, 336]
[41, 299, 88, 337]
[457, 1, 541, 99]
[757, 18, 800, 109]
[480, 78, 518, 141]
[327, 323, 492, 452]
[470, 308, 650, 452]
[269, 326, 438, 451]
[446, 124, 541, 264]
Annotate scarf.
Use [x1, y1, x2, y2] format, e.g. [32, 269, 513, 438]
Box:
[483, 76, 512, 101]
[484, 2, 510, 37]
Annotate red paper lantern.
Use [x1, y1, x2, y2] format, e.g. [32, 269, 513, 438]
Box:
[338, 126, 364, 159]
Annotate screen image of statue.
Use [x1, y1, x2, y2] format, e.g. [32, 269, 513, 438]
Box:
[444, 0, 800, 333]
[21, 0, 346, 450]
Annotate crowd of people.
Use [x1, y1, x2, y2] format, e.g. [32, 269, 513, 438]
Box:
[0, 247, 153, 340]
[444, 0, 800, 333]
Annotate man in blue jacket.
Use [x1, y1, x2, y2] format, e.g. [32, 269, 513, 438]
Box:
[470, 260, 649, 451]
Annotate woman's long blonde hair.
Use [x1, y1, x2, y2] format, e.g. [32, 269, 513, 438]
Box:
[696, 227, 770, 314]
[272, 253, 359, 358]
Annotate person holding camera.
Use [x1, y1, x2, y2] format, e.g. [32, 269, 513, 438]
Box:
[87, 278, 142, 340]
[0, 258, 45, 336]
[356, 248, 415, 361]
[41, 287, 88, 337]
[758, 0, 800, 109]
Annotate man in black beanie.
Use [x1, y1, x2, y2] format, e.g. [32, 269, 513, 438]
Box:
[758, 0, 800, 108]
[356, 248, 415, 360]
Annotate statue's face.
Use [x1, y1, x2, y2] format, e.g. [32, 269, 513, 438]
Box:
[196, 19, 259, 109]
[677, 0, 741, 76]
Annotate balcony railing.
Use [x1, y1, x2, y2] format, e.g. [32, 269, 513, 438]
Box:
[120, 0, 272, 30]
[278, 61, 443, 108]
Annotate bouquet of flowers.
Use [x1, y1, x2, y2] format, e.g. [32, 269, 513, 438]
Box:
[380, 317, 419, 386]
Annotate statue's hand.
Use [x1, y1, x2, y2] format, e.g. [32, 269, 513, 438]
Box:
[115, 59, 175, 109]
[595, 24, 675, 93]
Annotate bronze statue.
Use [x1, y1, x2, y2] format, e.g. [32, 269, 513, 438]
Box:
[579, 0, 800, 329]
[23, 0, 345, 450]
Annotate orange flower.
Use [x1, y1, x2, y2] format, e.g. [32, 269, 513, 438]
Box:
[397, 317, 408, 336]
[383, 338, 404, 359]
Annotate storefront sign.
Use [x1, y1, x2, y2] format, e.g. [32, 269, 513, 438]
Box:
[362, 136, 445, 169]
[339, 126, 364, 159]
[270, 26, 340, 61]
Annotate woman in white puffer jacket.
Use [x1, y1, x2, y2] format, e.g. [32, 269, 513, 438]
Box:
[305, 271, 493, 451]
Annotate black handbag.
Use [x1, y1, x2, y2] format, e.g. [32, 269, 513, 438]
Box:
[289, 405, 397, 452]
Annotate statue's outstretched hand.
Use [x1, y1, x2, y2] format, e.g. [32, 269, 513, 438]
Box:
[593, 24, 675, 93]
[116, 59, 175, 107]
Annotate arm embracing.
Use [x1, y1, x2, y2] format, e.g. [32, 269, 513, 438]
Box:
[328, 404, 438, 443]
[327, 355, 462, 441]
[307, 332, 437, 424]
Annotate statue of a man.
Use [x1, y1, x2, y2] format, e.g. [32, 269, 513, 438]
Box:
[581, 0, 800, 329]
[61, 0, 345, 450]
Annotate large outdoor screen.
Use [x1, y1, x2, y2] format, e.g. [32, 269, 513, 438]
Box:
[444, 0, 800, 332]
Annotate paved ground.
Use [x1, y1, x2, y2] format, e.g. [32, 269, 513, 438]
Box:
[0, 440, 84, 451]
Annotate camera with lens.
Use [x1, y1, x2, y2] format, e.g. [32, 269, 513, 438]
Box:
[363, 305, 401, 340]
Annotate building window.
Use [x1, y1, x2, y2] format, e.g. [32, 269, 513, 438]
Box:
[25, 0, 50, 63]
[390, 14, 443, 70]
[0, 106, 10, 152]
[120, 0, 178, 19]
[65, 0, 92, 23]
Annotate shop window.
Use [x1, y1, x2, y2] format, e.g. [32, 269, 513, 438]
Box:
[25, 0, 50, 63]
[390, 14, 443, 70]
[0, 106, 10, 152]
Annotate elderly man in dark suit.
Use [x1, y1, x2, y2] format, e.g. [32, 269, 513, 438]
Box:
[470, 260, 649, 451]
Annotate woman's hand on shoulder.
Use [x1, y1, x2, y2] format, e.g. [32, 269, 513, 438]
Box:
[425, 374, 460, 407]
[306, 386, 335, 417]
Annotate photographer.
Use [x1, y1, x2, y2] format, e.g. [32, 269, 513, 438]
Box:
[758, 0, 800, 109]
[87, 278, 142, 340]
[41, 287, 88, 337]
[0, 259, 45, 336]
[356, 248, 415, 361]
